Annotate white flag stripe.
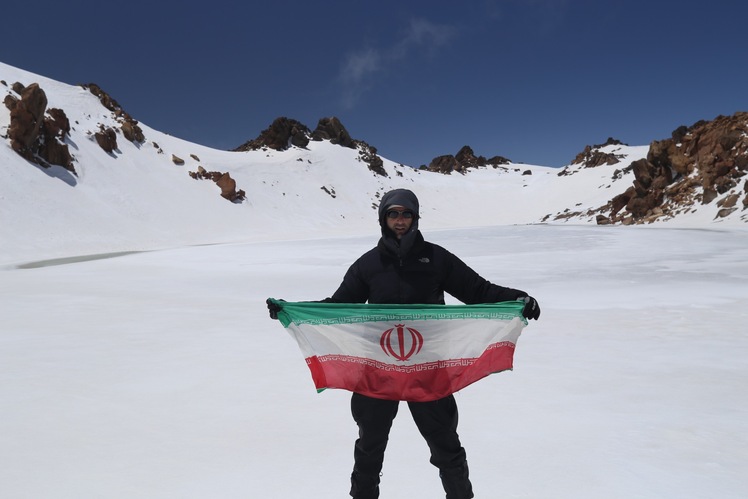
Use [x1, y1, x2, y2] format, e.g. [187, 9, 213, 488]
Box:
[289, 317, 524, 364]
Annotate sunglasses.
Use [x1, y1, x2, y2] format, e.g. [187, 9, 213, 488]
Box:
[385, 209, 415, 219]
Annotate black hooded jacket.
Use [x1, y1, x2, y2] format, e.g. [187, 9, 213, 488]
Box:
[327, 189, 526, 305]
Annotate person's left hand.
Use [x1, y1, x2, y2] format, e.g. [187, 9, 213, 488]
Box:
[518, 296, 540, 320]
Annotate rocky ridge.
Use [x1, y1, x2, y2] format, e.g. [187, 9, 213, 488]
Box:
[425, 145, 513, 174]
[2, 70, 746, 225]
[594, 113, 748, 224]
[233, 116, 387, 176]
[2, 79, 245, 203]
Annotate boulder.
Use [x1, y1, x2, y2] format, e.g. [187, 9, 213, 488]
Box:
[189, 168, 246, 203]
[95, 128, 118, 154]
[7, 83, 47, 158]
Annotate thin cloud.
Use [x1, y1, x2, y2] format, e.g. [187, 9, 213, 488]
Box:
[339, 18, 457, 108]
[395, 18, 457, 56]
[340, 47, 382, 85]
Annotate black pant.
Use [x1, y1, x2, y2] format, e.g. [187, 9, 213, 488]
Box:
[350, 392, 468, 477]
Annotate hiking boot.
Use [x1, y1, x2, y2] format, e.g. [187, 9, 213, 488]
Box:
[439, 463, 474, 499]
[350, 470, 381, 499]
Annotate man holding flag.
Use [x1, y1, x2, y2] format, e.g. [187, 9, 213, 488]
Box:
[268, 188, 539, 499]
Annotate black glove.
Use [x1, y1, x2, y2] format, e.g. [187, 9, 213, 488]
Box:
[518, 296, 540, 320]
[267, 298, 284, 320]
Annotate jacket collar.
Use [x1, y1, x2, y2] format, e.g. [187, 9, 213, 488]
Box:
[378, 229, 425, 260]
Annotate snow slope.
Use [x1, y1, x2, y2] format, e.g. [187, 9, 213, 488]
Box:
[2, 61, 744, 268]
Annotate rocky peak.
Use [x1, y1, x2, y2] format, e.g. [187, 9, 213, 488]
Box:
[311, 117, 355, 148]
[426, 145, 511, 174]
[232, 117, 311, 151]
[570, 137, 627, 168]
[233, 116, 387, 176]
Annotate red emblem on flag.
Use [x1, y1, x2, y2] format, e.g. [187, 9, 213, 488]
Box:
[380, 324, 424, 361]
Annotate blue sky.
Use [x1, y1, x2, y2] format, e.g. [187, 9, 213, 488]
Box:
[2, 0, 746, 167]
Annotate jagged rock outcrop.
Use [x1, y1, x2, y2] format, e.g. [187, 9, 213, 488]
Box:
[233, 117, 311, 151]
[189, 166, 246, 203]
[4, 82, 75, 172]
[427, 145, 511, 174]
[570, 138, 626, 169]
[596, 113, 748, 224]
[82, 83, 145, 144]
[233, 116, 388, 177]
[356, 141, 387, 176]
[312, 117, 387, 176]
[310, 117, 355, 148]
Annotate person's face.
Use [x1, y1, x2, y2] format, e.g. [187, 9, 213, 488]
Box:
[384, 205, 414, 239]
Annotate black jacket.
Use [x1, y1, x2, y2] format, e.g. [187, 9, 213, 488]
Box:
[328, 230, 526, 305]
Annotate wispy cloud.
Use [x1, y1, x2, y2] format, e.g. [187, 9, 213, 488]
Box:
[339, 19, 457, 108]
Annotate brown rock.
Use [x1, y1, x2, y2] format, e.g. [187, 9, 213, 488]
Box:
[570, 138, 625, 167]
[216, 172, 237, 199]
[5, 83, 75, 172]
[83, 83, 145, 143]
[717, 193, 740, 209]
[427, 145, 511, 175]
[600, 112, 748, 224]
[311, 117, 354, 148]
[428, 155, 461, 174]
[121, 120, 145, 143]
[234, 117, 311, 151]
[95, 128, 118, 154]
[44, 108, 70, 139]
[8, 83, 47, 158]
[189, 168, 246, 202]
[357, 142, 387, 177]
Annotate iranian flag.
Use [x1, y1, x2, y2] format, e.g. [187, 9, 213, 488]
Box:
[268, 299, 527, 402]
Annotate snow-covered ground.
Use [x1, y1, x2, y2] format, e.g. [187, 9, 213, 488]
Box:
[1, 224, 747, 498]
[2, 61, 747, 498]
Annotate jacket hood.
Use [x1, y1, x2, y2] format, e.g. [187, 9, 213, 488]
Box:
[378, 189, 421, 258]
[378, 189, 420, 225]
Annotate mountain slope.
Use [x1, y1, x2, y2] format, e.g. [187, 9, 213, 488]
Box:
[1, 61, 745, 266]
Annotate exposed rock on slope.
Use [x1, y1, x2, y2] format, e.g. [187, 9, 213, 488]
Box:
[233, 117, 311, 151]
[427, 145, 511, 174]
[569, 137, 626, 169]
[82, 83, 145, 144]
[311, 117, 354, 147]
[3, 82, 75, 171]
[189, 166, 246, 203]
[596, 112, 748, 224]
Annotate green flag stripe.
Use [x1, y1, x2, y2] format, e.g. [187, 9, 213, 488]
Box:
[267, 299, 526, 327]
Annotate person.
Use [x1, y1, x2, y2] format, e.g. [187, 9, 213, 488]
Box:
[268, 188, 540, 499]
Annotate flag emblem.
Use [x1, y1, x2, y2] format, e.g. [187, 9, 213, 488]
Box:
[380, 324, 423, 361]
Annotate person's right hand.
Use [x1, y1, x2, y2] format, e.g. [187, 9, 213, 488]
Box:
[267, 298, 284, 320]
